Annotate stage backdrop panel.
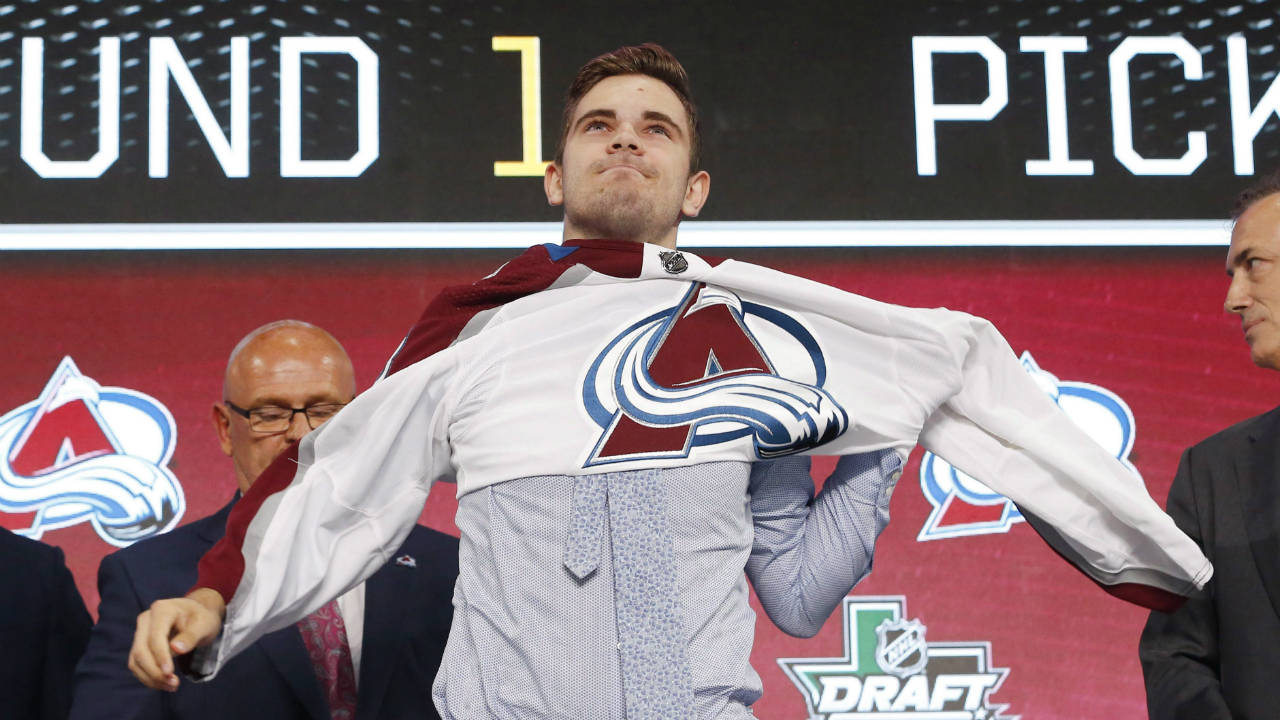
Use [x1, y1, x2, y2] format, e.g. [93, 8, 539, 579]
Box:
[0, 246, 1272, 720]
[6, 1, 1280, 718]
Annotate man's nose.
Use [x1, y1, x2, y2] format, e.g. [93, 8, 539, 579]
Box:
[1225, 274, 1251, 315]
[609, 124, 641, 152]
[284, 412, 311, 442]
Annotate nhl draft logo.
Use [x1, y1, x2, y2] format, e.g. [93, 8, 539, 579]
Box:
[0, 357, 184, 547]
[876, 618, 928, 678]
[580, 282, 847, 467]
[917, 351, 1138, 541]
[778, 596, 1016, 719]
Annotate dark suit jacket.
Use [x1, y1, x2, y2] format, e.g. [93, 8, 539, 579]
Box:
[0, 527, 92, 720]
[69, 498, 459, 720]
[1140, 406, 1280, 720]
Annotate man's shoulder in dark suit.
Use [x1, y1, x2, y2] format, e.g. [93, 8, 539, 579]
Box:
[1187, 404, 1280, 456]
[100, 505, 231, 607]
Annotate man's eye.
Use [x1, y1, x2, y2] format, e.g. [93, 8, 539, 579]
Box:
[648, 125, 670, 136]
[585, 120, 607, 132]
[308, 404, 343, 420]
[254, 407, 291, 422]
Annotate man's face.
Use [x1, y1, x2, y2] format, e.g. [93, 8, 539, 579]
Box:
[213, 329, 356, 495]
[545, 74, 710, 249]
[1226, 192, 1280, 370]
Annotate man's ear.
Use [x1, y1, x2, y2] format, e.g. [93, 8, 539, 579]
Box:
[212, 403, 234, 457]
[681, 170, 711, 218]
[545, 162, 564, 206]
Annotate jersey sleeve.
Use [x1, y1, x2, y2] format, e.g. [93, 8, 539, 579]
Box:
[702, 258, 1212, 611]
[913, 310, 1212, 609]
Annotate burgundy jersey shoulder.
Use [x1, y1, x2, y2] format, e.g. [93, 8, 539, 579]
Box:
[383, 240, 725, 376]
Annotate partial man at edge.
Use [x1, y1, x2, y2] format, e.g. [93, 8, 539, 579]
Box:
[72, 320, 457, 720]
[1140, 172, 1280, 720]
[130, 45, 1209, 719]
[0, 525, 92, 720]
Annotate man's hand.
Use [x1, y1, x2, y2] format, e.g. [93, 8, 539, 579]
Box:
[127, 588, 226, 691]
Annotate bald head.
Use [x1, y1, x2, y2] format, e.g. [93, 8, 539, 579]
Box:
[215, 320, 356, 494]
[223, 320, 356, 402]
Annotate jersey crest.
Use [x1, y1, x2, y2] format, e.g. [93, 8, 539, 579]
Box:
[0, 356, 185, 546]
[581, 283, 848, 467]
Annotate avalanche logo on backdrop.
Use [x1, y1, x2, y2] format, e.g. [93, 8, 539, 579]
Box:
[778, 596, 1016, 719]
[0, 357, 184, 547]
[581, 283, 847, 466]
[918, 351, 1137, 541]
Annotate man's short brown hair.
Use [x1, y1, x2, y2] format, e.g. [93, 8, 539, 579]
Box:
[1233, 168, 1280, 220]
[554, 43, 701, 174]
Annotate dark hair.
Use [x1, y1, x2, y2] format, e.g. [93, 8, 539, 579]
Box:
[1232, 168, 1280, 220]
[554, 43, 701, 174]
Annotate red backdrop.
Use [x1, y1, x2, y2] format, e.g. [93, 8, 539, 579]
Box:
[1, 246, 1273, 719]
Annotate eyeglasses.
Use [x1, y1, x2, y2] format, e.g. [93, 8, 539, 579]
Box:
[223, 401, 348, 433]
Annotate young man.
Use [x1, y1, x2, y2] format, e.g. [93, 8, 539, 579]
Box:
[130, 45, 1210, 719]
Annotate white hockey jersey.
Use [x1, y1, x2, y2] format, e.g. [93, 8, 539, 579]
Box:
[192, 239, 1211, 678]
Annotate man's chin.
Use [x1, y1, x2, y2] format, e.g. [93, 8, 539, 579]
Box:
[1249, 343, 1280, 370]
[600, 166, 648, 180]
[571, 199, 656, 239]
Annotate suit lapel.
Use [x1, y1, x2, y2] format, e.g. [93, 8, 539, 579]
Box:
[1242, 408, 1280, 621]
[258, 626, 331, 720]
[354, 558, 415, 720]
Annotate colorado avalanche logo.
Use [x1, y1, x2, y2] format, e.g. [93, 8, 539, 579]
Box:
[581, 283, 847, 466]
[0, 357, 185, 547]
[918, 351, 1137, 541]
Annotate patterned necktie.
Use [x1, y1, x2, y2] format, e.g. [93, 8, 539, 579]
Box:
[563, 469, 696, 719]
[297, 599, 358, 720]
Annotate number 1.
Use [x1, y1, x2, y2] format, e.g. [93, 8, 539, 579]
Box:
[492, 36, 550, 177]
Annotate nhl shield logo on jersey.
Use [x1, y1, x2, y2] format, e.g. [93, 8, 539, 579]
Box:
[0, 356, 185, 547]
[917, 351, 1138, 541]
[657, 250, 689, 275]
[778, 596, 1015, 719]
[580, 282, 848, 467]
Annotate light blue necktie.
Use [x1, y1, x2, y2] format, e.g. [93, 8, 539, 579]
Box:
[563, 469, 696, 719]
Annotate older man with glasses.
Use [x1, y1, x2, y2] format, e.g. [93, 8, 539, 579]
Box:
[70, 320, 459, 720]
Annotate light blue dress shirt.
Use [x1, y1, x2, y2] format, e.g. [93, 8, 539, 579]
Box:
[431, 451, 899, 719]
